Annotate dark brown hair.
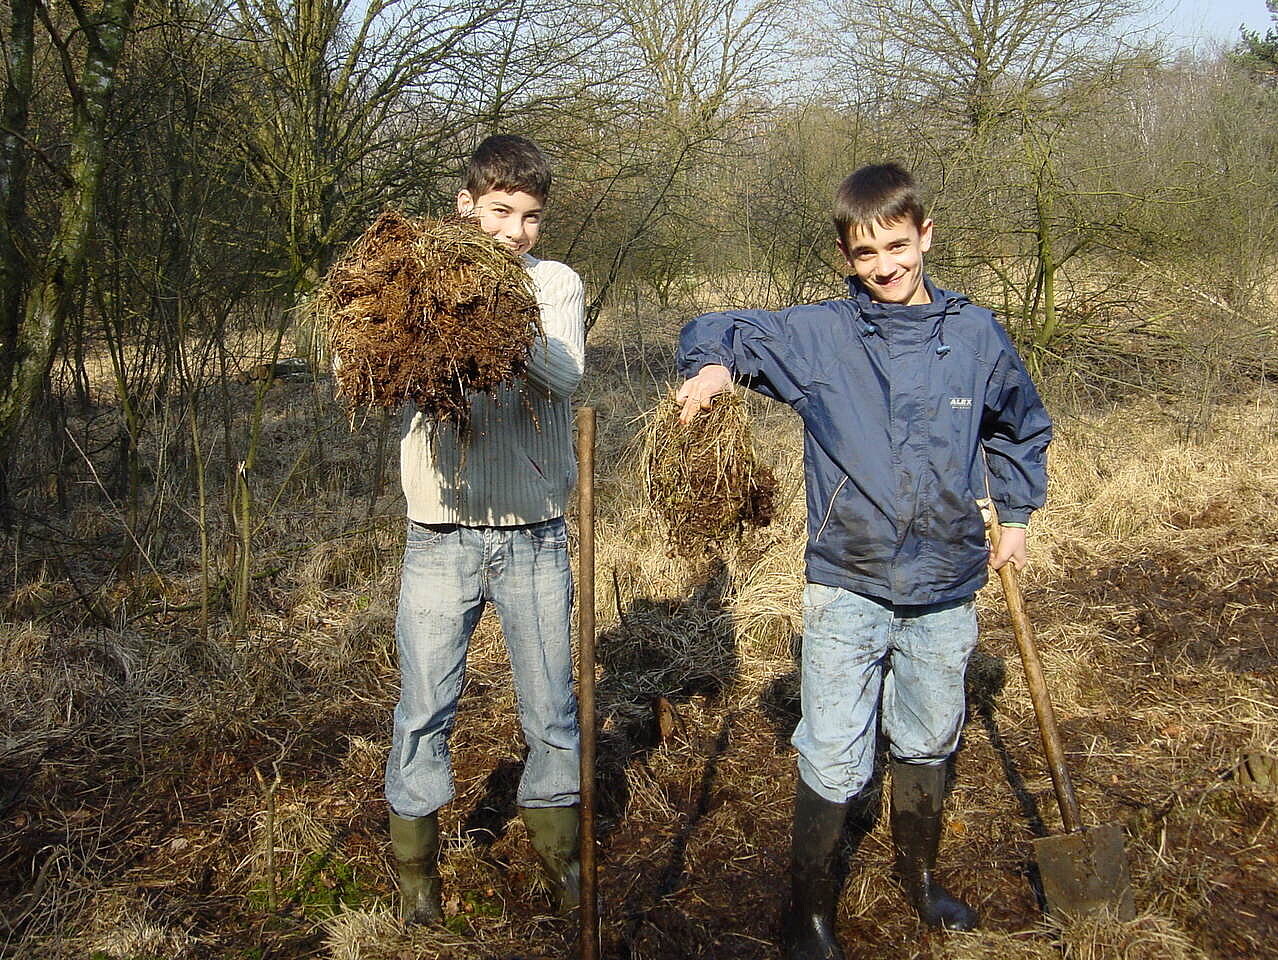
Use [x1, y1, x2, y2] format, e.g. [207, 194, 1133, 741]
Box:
[832, 162, 925, 245]
[463, 134, 552, 202]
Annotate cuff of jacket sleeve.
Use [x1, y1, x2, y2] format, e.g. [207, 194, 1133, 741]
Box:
[679, 350, 735, 378]
[998, 508, 1032, 526]
[1001, 521, 1027, 529]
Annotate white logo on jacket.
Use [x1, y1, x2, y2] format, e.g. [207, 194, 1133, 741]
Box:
[950, 397, 973, 409]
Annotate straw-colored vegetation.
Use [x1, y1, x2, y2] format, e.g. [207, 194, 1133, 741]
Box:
[1, 299, 1276, 960]
[641, 390, 778, 549]
[313, 211, 541, 425]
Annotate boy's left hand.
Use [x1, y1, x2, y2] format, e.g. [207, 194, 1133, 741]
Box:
[990, 525, 1027, 571]
[675, 364, 732, 423]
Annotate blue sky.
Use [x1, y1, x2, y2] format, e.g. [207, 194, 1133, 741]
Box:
[1161, 0, 1274, 43]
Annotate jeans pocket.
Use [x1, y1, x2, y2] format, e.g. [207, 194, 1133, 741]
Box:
[526, 517, 568, 549]
[406, 520, 452, 550]
[802, 582, 841, 612]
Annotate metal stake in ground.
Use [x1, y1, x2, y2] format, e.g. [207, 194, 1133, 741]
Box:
[576, 407, 599, 960]
[981, 502, 1135, 921]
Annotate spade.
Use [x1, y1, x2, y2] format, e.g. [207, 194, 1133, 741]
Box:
[982, 502, 1136, 921]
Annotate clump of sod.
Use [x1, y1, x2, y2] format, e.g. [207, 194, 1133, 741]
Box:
[641, 391, 777, 548]
[311, 210, 541, 427]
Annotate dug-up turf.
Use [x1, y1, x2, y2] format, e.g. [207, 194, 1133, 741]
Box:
[640, 391, 777, 551]
[313, 210, 540, 426]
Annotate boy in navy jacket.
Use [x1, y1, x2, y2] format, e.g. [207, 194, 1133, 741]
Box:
[676, 164, 1051, 956]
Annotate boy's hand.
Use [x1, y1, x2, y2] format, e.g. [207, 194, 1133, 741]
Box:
[675, 364, 732, 423]
[990, 525, 1027, 571]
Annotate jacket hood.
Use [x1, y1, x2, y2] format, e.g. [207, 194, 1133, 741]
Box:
[844, 275, 970, 357]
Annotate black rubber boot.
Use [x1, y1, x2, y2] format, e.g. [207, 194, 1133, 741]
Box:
[520, 805, 581, 913]
[389, 809, 443, 924]
[890, 761, 979, 931]
[781, 780, 849, 960]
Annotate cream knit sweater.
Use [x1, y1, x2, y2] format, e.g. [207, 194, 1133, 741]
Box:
[398, 254, 586, 525]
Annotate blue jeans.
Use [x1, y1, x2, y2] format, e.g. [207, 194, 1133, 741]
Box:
[792, 583, 978, 803]
[385, 517, 579, 818]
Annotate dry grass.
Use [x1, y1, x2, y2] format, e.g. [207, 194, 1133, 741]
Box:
[1, 297, 1276, 959]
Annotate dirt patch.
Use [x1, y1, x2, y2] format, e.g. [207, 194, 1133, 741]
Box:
[1158, 788, 1278, 959]
[1054, 547, 1278, 673]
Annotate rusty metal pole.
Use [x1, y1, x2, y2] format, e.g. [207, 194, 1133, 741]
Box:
[575, 407, 599, 960]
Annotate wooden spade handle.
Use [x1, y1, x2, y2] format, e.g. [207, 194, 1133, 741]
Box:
[983, 505, 1084, 834]
[576, 407, 599, 960]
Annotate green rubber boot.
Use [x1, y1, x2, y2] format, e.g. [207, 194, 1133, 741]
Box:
[389, 810, 443, 924]
[520, 805, 581, 913]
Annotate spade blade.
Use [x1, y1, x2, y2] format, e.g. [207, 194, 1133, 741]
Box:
[1033, 822, 1135, 921]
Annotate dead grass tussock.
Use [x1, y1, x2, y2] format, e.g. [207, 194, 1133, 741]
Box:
[292, 616, 396, 680]
[992, 619, 1111, 719]
[0, 620, 48, 670]
[324, 907, 407, 960]
[82, 893, 201, 959]
[295, 520, 403, 591]
[313, 210, 540, 425]
[727, 549, 801, 672]
[641, 390, 777, 548]
[1039, 394, 1278, 552]
[324, 903, 540, 960]
[248, 792, 335, 877]
[3, 577, 59, 621]
[1055, 910, 1210, 960]
[927, 927, 1058, 959]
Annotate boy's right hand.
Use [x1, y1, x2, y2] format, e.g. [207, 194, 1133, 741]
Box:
[675, 364, 732, 423]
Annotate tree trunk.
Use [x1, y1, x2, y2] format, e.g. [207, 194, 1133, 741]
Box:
[1032, 177, 1059, 358]
[0, 0, 34, 396]
[0, 0, 139, 473]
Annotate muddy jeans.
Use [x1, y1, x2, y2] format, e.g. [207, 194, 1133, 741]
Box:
[792, 583, 978, 803]
[385, 517, 579, 819]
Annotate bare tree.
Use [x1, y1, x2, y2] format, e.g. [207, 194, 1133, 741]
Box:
[816, 0, 1159, 361]
[0, 0, 140, 514]
[831, 0, 1150, 134]
[552, 0, 798, 322]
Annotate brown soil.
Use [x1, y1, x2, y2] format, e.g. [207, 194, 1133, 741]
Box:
[1053, 546, 1278, 674]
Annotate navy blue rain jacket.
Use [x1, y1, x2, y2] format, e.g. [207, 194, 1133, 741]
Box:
[677, 277, 1052, 605]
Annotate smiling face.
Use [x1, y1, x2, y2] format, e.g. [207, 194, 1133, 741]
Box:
[456, 187, 543, 256]
[838, 216, 934, 306]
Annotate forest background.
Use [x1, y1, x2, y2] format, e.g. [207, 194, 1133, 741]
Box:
[4, 0, 1278, 526]
[2, 0, 1277, 957]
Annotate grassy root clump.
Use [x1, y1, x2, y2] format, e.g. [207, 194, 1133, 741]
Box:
[312, 210, 541, 426]
[641, 390, 777, 548]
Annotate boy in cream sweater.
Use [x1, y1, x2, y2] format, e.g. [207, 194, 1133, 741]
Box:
[385, 134, 585, 923]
